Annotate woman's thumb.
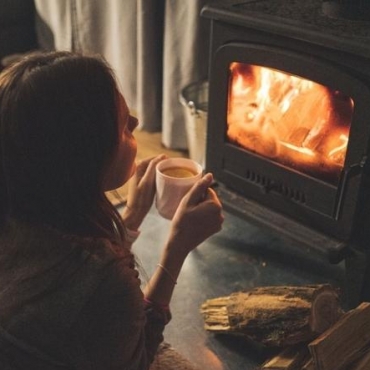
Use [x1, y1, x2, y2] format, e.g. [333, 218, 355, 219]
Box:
[186, 173, 214, 206]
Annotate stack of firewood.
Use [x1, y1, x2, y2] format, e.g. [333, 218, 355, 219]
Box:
[200, 284, 370, 370]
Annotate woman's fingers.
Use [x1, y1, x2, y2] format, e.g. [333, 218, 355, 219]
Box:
[135, 154, 166, 181]
[137, 154, 167, 184]
[184, 173, 214, 206]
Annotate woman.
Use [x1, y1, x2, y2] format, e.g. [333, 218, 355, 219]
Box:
[0, 51, 223, 369]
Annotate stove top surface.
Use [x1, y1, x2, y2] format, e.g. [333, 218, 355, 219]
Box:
[202, 0, 370, 56]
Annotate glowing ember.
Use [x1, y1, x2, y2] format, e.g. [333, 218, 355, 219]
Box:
[280, 141, 316, 156]
[328, 134, 349, 159]
[227, 62, 354, 183]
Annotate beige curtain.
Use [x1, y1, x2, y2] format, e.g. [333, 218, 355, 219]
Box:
[34, 0, 211, 150]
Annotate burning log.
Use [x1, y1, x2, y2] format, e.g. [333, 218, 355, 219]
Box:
[200, 284, 343, 347]
[227, 62, 352, 180]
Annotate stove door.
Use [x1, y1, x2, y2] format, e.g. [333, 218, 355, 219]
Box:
[206, 43, 370, 240]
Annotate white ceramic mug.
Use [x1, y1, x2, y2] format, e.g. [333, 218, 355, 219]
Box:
[155, 157, 203, 220]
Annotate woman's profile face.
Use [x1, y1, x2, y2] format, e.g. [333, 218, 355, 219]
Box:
[103, 93, 138, 191]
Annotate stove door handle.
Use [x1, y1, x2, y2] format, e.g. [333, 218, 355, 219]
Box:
[334, 156, 367, 220]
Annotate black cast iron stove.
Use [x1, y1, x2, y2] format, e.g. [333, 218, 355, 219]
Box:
[201, 0, 370, 306]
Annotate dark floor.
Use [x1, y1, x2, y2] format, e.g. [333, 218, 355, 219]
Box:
[128, 205, 346, 370]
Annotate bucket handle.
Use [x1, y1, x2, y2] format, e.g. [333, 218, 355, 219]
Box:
[188, 101, 200, 117]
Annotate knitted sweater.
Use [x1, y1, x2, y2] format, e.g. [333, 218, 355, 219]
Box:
[0, 219, 170, 369]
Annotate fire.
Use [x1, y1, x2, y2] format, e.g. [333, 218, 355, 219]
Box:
[227, 62, 353, 183]
[328, 134, 348, 159]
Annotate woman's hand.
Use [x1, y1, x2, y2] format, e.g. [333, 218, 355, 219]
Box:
[121, 154, 167, 231]
[166, 173, 224, 258]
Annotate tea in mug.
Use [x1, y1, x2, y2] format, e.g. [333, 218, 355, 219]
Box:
[161, 166, 197, 178]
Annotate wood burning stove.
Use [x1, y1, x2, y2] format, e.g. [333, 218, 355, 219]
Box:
[201, 0, 370, 305]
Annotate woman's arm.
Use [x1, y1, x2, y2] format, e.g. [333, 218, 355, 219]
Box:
[144, 173, 224, 307]
[121, 159, 223, 319]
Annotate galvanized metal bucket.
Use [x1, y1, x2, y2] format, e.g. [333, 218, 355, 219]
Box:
[180, 81, 208, 168]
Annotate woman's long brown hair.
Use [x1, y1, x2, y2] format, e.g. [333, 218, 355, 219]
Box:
[0, 51, 126, 243]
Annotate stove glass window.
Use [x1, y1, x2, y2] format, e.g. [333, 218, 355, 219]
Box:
[227, 62, 354, 185]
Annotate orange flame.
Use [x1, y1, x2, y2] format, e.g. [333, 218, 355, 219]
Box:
[227, 62, 353, 183]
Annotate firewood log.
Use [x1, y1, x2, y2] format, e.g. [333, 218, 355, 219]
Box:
[301, 357, 315, 370]
[347, 348, 370, 370]
[308, 302, 370, 370]
[200, 284, 343, 347]
[259, 345, 310, 369]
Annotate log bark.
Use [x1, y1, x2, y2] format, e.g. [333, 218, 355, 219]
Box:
[200, 284, 343, 347]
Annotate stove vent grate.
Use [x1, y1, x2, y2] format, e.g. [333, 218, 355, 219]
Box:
[245, 169, 306, 203]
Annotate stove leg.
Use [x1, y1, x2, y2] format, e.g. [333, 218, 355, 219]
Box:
[344, 248, 369, 309]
